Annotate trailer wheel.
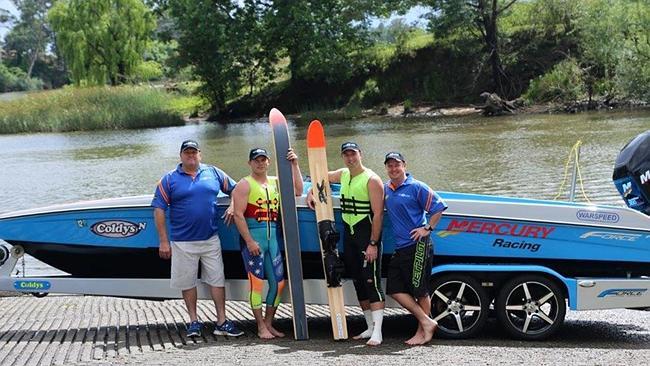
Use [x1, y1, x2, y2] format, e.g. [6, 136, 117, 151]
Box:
[31, 292, 49, 298]
[0, 245, 9, 266]
[429, 274, 489, 339]
[495, 274, 565, 340]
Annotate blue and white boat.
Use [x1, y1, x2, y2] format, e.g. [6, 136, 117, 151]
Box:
[1, 130, 649, 340]
[1, 189, 649, 281]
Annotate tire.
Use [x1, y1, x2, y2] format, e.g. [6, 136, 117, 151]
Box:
[495, 274, 566, 340]
[0, 245, 9, 266]
[429, 274, 489, 339]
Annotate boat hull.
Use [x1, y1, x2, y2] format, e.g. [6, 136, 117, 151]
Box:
[1, 192, 650, 279]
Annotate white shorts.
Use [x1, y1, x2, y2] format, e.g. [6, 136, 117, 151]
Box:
[170, 234, 225, 290]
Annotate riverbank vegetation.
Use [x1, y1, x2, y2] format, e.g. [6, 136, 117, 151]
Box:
[0, 0, 648, 131]
[0, 86, 184, 134]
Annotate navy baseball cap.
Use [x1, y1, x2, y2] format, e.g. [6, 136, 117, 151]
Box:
[384, 151, 406, 164]
[249, 148, 270, 161]
[180, 139, 200, 152]
[341, 141, 360, 153]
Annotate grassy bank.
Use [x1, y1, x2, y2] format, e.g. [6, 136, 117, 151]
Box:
[0, 86, 188, 134]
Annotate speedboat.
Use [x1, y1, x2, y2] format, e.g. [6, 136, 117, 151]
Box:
[1, 190, 649, 281]
[1, 130, 649, 341]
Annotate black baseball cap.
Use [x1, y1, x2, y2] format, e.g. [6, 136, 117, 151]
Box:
[249, 148, 270, 161]
[180, 139, 200, 153]
[384, 151, 406, 164]
[341, 141, 360, 153]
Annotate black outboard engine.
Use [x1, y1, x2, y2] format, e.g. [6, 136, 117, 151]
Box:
[613, 130, 650, 215]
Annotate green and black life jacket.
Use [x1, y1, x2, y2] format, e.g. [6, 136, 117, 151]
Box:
[340, 168, 376, 233]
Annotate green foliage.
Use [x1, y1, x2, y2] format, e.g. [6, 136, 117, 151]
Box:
[271, 0, 372, 84]
[167, 95, 208, 118]
[169, 0, 242, 113]
[143, 39, 180, 78]
[2, 0, 53, 78]
[132, 61, 164, 82]
[349, 78, 381, 107]
[48, 0, 156, 86]
[613, 1, 650, 100]
[616, 52, 650, 101]
[403, 98, 413, 113]
[0, 86, 183, 134]
[0, 63, 44, 92]
[524, 58, 585, 103]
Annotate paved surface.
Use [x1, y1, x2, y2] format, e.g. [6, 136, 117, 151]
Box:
[1, 294, 649, 365]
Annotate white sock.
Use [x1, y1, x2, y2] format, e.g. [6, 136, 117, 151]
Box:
[357, 309, 373, 338]
[368, 309, 383, 345]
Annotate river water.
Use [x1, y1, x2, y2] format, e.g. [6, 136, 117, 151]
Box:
[1, 110, 649, 275]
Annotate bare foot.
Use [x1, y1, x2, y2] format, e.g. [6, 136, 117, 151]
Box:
[405, 333, 424, 346]
[420, 319, 438, 344]
[353, 328, 372, 340]
[405, 325, 423, 345]
[258, 325, 275, 339]
[265, 322, 285, 338]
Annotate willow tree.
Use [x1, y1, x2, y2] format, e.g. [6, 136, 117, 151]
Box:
[48, 0, 155, 85]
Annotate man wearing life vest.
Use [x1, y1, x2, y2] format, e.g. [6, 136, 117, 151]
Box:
[308, 141, 385, 346]
[231, 147, 303, 339]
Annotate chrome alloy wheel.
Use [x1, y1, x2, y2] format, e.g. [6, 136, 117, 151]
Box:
[496, 275, 566, 340]
[430, 275, 488, 338]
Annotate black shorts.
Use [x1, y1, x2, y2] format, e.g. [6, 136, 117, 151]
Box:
[386, 236, 433, 298]
[343, 217, 384, 304]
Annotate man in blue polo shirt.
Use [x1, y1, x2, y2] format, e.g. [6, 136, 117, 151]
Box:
[383, 151, 447, 346]
[152, 139, 243, 338]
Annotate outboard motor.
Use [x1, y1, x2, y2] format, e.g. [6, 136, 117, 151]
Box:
[613, 130, 650, 215]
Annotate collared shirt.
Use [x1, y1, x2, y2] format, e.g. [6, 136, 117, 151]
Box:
[384, 173, 447, 249]
[152, 163, 236, 241]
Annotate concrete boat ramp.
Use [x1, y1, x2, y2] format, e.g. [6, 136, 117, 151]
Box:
[0, 294, 406, 365]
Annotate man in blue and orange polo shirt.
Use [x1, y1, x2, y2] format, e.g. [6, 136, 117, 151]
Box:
[152, 139, 243, 338]
[383, 151, 447, 346]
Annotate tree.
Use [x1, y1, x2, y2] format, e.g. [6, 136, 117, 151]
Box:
[270, 0, 372, 86]
[169, 0, 241, 114]
[234, 0, 278, 97]
[3, 0, 52, 78]
[425, 0, 518, 97]
[48, 0, 155, 86]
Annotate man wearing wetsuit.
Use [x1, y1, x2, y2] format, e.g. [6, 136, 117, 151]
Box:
[308, 141, 385, 346]
[383, 151, 447, 346]
[232, 147, 303, 339]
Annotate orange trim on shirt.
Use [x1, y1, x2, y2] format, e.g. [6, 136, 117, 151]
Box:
[424, 189, 433, 211]
[222, 176, 229, 192]
[157, 180, 170, 204]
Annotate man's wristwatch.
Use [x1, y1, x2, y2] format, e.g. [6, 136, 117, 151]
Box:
[369, 240, 378, 247]
[423, 224, 433, 232]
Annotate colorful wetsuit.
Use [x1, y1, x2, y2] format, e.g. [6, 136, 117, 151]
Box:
[240, 176, 286, 309]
